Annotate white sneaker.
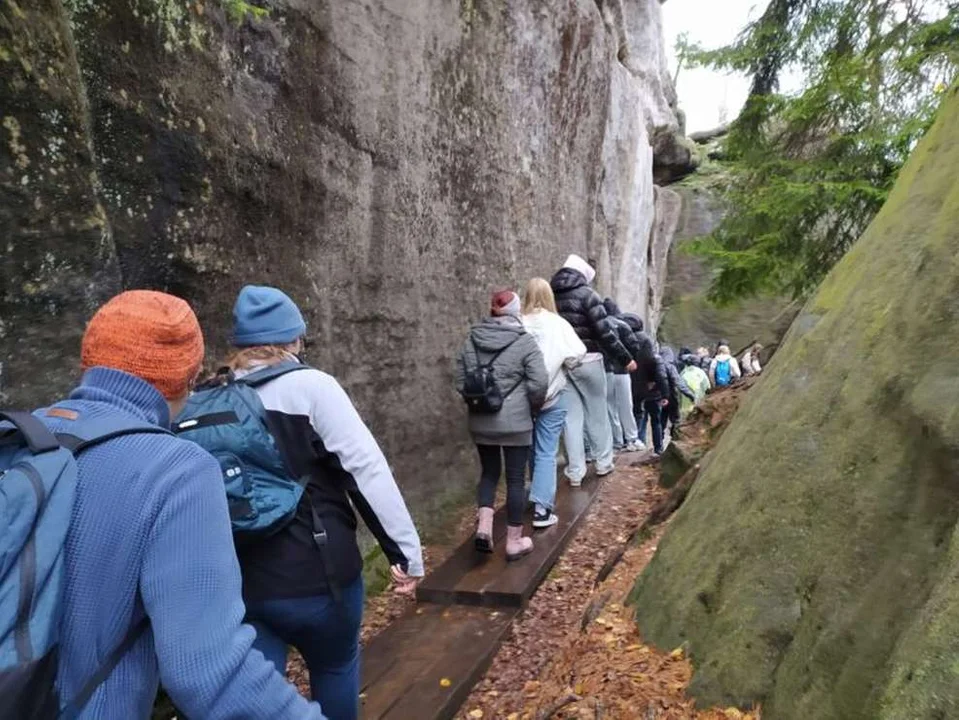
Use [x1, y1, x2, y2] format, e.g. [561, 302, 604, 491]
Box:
[626, 441, 645, 452]
[596, 463, 615, 477]
[532, 509, 559, 528]
[568, 476, 583, 488]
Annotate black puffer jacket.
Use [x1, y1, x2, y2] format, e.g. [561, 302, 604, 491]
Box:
[660, 347, 696, 403]
[620, 313, 669, 403]
[550, 268, 631, 367]
[606, 315, 645, 374]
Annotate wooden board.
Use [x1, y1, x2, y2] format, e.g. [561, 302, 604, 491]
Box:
[360, 604, 519, 720]
[416, 474, 604, 607]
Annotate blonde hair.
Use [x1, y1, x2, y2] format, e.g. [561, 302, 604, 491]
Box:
[207, 343, 300, 383]
[523, 278, 558, 314]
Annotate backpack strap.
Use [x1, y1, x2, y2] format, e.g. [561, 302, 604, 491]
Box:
[237, 360, 310, 388]
[60, 616, 150, 720]
[0, 411, 60, 454]
[469, 335, 522, 370]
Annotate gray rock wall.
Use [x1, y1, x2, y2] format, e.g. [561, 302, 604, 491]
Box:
[1, 0, 681, 520]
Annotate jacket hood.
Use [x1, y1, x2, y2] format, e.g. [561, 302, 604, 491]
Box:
[621, 313, 644, 333]
[562, 254, 596, 284]
[551, 267, 588, 294]
[470, 316, 526, 352]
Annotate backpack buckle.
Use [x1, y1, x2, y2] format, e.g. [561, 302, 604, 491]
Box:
[312, 528, 328, 547]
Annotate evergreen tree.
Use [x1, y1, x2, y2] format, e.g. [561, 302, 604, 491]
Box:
[685, 0, 959, 303]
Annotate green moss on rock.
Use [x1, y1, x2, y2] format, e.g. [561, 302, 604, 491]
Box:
[629, 84, 959, 719]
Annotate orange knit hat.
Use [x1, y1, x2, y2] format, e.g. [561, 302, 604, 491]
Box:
[81, 290, 205, 400]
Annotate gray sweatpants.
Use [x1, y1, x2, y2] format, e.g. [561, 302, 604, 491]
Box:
[607, 372, 638, 446]
[563, 358, 614, 481]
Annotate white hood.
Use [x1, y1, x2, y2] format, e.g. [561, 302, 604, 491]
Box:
[563, 253, 596, 284]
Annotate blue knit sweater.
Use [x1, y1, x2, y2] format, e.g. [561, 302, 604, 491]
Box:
[48, 368, 324, 719]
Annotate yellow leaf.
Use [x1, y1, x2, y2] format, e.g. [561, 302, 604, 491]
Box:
[506, 714, 519, 720]
[625, 644, 643, 651]
[468, 710, 484, 719]
[669, 646, 685, 660]
[574, 682, 584, 695]
[439, 677, 451, 688]
[724, 709, 744, 720]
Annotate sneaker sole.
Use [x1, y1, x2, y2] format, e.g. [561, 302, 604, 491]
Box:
[532, 517, 559, 529]
[595, 465, 615, 477]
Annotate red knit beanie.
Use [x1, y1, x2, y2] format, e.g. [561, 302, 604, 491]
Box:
[490, 290, 521, 317]
[81, 290, 205, 400]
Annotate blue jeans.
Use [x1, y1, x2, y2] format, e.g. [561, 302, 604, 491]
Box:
[636, 400, 665, 454]
[529, 390, 569, 511]
[245, 576, 365, 720]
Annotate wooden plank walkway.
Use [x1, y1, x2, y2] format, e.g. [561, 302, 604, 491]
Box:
[359, 472, 608, 720]
[360, 604, 518, 720]
[416, 477, 604, 607]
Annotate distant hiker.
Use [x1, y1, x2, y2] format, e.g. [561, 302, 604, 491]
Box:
[522, 278, 586, 528]
[602, 298, 645, 452]
[679, 361, 711, 417]
[0, 291, 324, 720]
[659, 346, 696, 436]
[741, 343, 764, 375]
[620, 314, 670, 456]
[550, 254, 635, 484]
[456, 290, 548, 560]
[709, 344, 742, 388]
[696, 346, 713, 370]
[678, 346, 701, 371]
[177, 285, 424, 720]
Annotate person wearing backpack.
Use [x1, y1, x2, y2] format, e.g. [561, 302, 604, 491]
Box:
[175, 285, 424, 720]
[550, 255, 635, 485]
[521, 278, 586, 528]
[0, 290, 324, 720]
[455, 290, 548, 560]
[709, 344, 742, 388]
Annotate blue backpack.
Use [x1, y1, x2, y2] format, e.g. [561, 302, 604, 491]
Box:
[173, 361, 314, 539]
[0, 409, 170, 720]
[714, 358, 732, 387]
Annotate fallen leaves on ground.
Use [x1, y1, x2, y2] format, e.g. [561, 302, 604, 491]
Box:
[454, 460, 760, 720]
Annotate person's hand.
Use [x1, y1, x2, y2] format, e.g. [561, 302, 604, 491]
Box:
[626, 360, 638, 373]
[659, 398, 669, 408]
[390, 565, 420, 596]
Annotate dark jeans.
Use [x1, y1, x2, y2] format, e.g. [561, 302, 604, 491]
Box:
[635, 400, 666, 454]
[245, 575, 365, 720]
[477, 444, 530, 526]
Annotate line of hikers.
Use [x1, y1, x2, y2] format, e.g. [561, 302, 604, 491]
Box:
[455, 254, 760, 560]
[1, 265, 761, 720]
[2, 286, 424, 720]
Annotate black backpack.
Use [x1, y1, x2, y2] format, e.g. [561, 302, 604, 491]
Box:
[460, 336, 522, 414]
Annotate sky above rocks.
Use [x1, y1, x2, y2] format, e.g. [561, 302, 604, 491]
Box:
[662, 0, 770, 133]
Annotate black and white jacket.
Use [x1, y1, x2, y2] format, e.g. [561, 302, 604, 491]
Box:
[236, 363, 424, 601]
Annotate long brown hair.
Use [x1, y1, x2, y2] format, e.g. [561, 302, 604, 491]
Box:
[522, 277, 558, 314]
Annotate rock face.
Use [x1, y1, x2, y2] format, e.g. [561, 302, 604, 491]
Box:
[659, 184, 798, 353]
[1, 0, 681, 518]
[631, 86, 959, 718]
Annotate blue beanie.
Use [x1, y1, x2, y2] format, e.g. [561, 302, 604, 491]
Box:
[232, 285, 306, 347]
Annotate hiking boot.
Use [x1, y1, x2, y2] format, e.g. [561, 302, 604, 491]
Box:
[506, 525, 534, 561]
[532, 506, 559, 529]
[475, 506, 494, 554]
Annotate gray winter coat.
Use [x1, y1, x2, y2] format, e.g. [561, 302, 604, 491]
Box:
[454, 316, 549, 446]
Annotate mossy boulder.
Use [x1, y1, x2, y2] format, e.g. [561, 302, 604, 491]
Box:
[659, 440, 702, 489]
[629, 84, 959, 719]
